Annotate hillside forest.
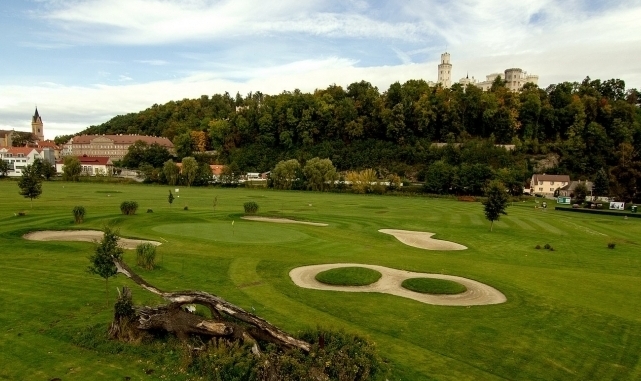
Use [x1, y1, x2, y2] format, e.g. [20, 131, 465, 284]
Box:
[69, 76, 641, 201]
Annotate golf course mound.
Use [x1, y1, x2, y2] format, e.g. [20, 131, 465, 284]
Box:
[401, 278, 467, 295]
[23, 230, 161, 249]
[379, 229, 467, 250]
[315, 267, 382, 286]
[241, 216, 328, 226]
[290, 263, 505, 306]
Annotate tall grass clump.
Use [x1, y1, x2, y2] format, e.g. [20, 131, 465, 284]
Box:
[244, 201, 259, 214]
[120, 201, 139, 215]
[72, 206, 86, 223]
[135, 243, 156, 270]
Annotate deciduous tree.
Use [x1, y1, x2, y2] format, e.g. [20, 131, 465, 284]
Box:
[18, 164, 42, 208]
[303, 157, 337, 191]
[181, 156, 198, 187]
[88, 227, 124, 306]
[62, 156, 81, 181]
[483, 180, 509, 231]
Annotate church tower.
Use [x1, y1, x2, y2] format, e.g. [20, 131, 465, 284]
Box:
[31, 107, 44, 141]
[437, 52, 452, 88]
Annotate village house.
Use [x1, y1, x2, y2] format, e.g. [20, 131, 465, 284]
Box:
[56, 155, 113, 176]
[0, 147, 55, 177]
[530, 174, 571, 198]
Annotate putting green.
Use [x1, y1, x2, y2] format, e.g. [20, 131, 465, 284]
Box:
[152, 222, 309, 244]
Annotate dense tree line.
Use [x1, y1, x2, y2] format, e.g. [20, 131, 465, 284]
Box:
[77, 77, 641, 201]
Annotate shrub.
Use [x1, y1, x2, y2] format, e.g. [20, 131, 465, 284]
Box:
[135, 243, 157, 270]
[17, 211, 26, 216]
[549, 246, 555, 251]
[608, 242, 616, 249]
[535, 244, 541, 249]
[183, 206, 189, 211]
[146, 209, 153, 213]
[544, 243, 551, 250]
[120, 201, 139, 215]
[243, 201, 259, 214]
[72, 206, 86, 223]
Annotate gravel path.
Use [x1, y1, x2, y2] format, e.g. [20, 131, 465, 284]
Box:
[241, 216, 328, 226]
[289, 263, 506, 306]
[379, 229, 467, 250]
[23, 230, 161, 249]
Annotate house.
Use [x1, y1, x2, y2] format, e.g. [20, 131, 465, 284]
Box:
[36, 140, 62, 161]
[0, 147, 54, 177]
[0, 130, 14, 148]
[56, 155, 113, 176]
[530, 174, 570, 198]
[558, 180, 594, 198]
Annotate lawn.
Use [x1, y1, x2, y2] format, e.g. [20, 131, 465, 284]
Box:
[1, 179, 640, 380]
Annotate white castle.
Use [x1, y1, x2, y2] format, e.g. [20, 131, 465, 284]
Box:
[430, 52, 539, 92]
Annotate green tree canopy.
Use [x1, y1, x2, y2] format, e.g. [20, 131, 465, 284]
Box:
[272, 159, 301, 190]
[88, 227, 124, 305]
[181, 156, 198, 187]
[18, 164, 42, 208]
[303, 157, 337, 191]
[62, 156, 82, 181]
[483, 180, 509, 231]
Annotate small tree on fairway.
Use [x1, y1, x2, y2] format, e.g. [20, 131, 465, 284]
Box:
[18, 164, 42, 208]
[168, 190, 174, 207]
[62, 156, 82, 181]
[73, 206, 86, 223]
[0, 160, 9, 177]
[483, 180, 509, 231]
[88, 227, 124, 306]
[213, 195, 218, 213]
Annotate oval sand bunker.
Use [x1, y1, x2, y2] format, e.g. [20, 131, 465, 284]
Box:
[379, 229, 467, 250]
[23, 230, 161, 249]
[290, 263, 505, 306]
[241, 216, 327, 226]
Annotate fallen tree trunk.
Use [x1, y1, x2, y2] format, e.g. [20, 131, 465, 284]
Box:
[113, 258, 310, 352]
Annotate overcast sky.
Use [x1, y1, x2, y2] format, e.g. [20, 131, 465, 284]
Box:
[1, 0, 640, 139]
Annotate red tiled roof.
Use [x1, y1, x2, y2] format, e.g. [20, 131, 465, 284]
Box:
[60, 155, 113, 165]
[37, 140, 59, 149]
[0, 147, 38, 155]
[210, 165, 224, 176]
[72, 134, 173, 147]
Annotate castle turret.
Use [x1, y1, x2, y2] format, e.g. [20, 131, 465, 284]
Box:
[438, 52, 452, 88]
[31, 107, 44, 141]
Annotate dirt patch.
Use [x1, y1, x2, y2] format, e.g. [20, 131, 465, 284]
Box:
[379, 229, 467, 250]
[241, 216, 328, 226]
[23, 230, 161, 249]
[290, 263, 506, 306]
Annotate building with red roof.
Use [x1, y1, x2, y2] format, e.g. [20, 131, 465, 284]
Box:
[64, 134, 174, 160]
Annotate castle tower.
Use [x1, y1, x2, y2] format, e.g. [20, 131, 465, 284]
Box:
[438, 52, 452, 88]
[31, 107, 44, 141]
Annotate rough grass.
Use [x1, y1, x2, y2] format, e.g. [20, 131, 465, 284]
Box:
[315, 267, 382, 286]
[401, 278, 467, 295]
[1, 180, 641, 381]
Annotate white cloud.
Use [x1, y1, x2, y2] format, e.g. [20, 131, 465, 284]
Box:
[135, 60, 169, 66]
[37, 0, 429, 44]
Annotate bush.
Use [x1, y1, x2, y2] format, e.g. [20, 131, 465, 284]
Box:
[135, 243, 157, 270]
[120, 201, 139, 215]
[543, 243, 551, 250]
[183, 206, 189, 211]
[243, 201, 259, 214]
[608, 242, 616, 249]
[535, 244, 541, 249]
[146, 209, 153, 213]
[72, 206, 86, 223]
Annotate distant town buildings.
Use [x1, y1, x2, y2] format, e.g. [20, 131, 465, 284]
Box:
[63, 134, 174, 160]
[428, 52, 539, 92]
[0, 146, 55, 177]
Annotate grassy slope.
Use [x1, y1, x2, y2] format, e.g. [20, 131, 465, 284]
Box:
[0, 180, 640, 380]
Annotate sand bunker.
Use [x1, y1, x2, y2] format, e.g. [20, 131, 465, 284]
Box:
[290, 263, 505, 306]
[241, 216, 328, 226]
[379, 229, 467, 250]
[23, 230, 161, 249]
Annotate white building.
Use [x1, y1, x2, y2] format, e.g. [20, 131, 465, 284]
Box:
[0, 147, 54, 177]
[465, 69, 539, 92]
[55, 155, 114, 176]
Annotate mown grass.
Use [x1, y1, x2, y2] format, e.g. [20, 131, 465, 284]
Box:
[1, 179, 641, 380]
[401, 278, 467, 294]
[315, 267, 382, 286]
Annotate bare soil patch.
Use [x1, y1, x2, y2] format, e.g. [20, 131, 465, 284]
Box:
[379, 229, 467, 250]
[23, 230, 161, 249]
[290, 263, 505, 306]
